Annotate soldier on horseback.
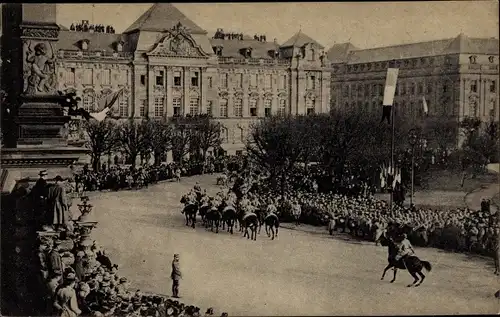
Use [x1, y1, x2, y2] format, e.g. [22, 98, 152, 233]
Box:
[395, 233, 415, 263]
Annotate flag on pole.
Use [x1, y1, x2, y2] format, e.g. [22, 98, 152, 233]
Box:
[422, 96, 429, 116]
[392, 167, 401, 189]
[381, 68, 399, 124]
[96, 88, 124, 112]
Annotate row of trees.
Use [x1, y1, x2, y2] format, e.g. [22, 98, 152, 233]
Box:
[83, 114, 223, 171]
[245, 109, 499, 191]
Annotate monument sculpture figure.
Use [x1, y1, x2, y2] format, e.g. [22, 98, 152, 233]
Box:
[24, 42, 57, 95]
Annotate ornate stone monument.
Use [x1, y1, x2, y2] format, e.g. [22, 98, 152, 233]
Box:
[1, 4, 89, 315]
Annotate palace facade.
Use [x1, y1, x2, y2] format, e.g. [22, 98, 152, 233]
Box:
[327, 34, 499, 125]
[54, 3, 331, 154]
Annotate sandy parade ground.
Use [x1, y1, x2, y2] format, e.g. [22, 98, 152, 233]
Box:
[78, 174, 499, 316]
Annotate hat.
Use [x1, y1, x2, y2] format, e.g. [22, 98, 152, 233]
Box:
[174, 254, 179, 258]
[39, 170, 48, 176]
[65, 272, 76, 281]
[119, 277, 128, 283]
[54, 175, 64, 182]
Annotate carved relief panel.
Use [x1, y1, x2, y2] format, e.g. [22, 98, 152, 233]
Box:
[22, 40, 58, 95]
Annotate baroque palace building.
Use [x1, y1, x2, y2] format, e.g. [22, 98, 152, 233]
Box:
[327, 34, 499, 125]
[53, 3, 331, 154]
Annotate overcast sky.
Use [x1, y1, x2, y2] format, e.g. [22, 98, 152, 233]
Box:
[55, 2, 498, 49]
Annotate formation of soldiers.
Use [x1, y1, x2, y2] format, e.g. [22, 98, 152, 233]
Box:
[181, 162, 499, 272]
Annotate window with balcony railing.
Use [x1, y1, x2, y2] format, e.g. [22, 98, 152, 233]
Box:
[249, 99, 258, 117]
[173, 97, 182, 116]
[220, 99, 228, 117]
[234, 99, 243, 117]
[278, 99, 286, 116]
[154, 97, 164, 117]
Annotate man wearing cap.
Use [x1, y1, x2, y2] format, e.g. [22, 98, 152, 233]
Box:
[48, 240, 64, 278]
[33, 170, 49, 230]
[46, 175, 70, 231]
[54, 272, 81, 317]
[171, 254, 182, 298]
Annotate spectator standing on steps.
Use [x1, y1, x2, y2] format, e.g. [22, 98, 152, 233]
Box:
[171, 254, 182, 298]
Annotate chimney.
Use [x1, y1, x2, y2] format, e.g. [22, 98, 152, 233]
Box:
[273, 38, 278, 44]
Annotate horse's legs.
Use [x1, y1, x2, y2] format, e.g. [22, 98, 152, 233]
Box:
[415, 271, 425, 287]
[381, 264, 393, 280]
[185, 213, 189, 226]
[390, 268, 398, 283]
[271, 226, 275, 240]
[253, 226, 257, 241]
[215, 219, 219, 234]
[265, 224, 270, 237]
[276, 225, 278, 237]
[407, 271, 420, 287]
[191, 214, 196, 229]
[230, 220, 234, 234]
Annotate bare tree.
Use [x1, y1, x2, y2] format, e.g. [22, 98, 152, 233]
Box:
[82, 119, 118, 171]
[149, 119, 173, 166]
[115, 119, 151, 167]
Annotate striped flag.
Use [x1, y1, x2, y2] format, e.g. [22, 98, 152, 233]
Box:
[422, 96, 429, 116]
[381, 68, 399, 124]
[95, 88, 124, 112]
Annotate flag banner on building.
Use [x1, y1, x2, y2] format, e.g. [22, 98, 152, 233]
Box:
[422, 96, 429, 116]
[95, 88, 125, 113]
[381, 68, 400, 124]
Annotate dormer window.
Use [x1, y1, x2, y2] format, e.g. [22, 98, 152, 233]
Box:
[212, 45, 223, 56]
[116, 41, 124, 52]
[308, 48, 315, 61]
[469, 55, 477, 64]
[80, 39, 90, 50]
[268, 49, 279, 59]
[245, 47, 252, 58]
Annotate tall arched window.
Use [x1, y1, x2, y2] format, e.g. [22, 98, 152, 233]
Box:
[118, 94, 129, 117]
[278, 99, 286, 116]
[234, 99, 243, 117]
[306, 98, 315, 115]
[264, 99, 272, 117]
[249, 98, 258, 117]
[82, 91, 95, 112]
[190, 97, 199, 115]
[220, 99, 228, 117]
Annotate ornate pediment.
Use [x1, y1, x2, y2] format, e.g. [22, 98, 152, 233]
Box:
[147, 23, 209, 58]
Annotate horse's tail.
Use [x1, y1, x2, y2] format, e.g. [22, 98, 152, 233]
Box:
[421, 260, 432, 272]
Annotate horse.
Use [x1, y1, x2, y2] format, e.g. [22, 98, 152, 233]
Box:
[180, 196, 197, 229]
[198, 204, 211, 226]
[222, 205, 237, 234]
[264, 213, 279, 240]
[254, 208, 266, 233]
[241, 212, 259, 241]
[378, 231, 432, 287]
[205, 208, 222, 233]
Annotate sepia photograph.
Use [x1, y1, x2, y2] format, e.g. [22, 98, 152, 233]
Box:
[0, 1, 499, 316]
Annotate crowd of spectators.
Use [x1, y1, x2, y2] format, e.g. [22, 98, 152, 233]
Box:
[69, 20, 115, 34]
[227, 162, 499, 265]
[72, 156, 245, 194]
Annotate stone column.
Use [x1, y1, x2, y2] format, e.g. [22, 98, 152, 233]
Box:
[297, 70, 307, 115]
[147, 65, 155, 116]
[242, 94, 249, 117]
[290, 69, 298, 115]
[200, 67, 208, 113]
[183, 68, 190, 115]
[166, 66, 173, 117]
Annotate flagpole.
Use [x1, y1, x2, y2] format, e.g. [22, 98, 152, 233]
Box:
[390, 96, 395, 212]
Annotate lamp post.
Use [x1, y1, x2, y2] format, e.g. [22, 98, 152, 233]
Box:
[408, 129, 418, 207]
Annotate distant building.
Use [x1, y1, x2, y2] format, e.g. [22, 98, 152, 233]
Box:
[328, 34, 499, 126]
[53, 3, 331, 155]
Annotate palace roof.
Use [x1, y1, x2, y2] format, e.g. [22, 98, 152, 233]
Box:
[281, 30, 324, 49]
[328, 33, 499, 64]
[123, 3, 206, 34]
[209, 38, 280, 59]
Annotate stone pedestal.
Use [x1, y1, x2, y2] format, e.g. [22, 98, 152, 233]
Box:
[1, 4, 90, 315]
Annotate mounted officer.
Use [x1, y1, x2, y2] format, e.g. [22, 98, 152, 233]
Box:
[395, 233, 415, 264]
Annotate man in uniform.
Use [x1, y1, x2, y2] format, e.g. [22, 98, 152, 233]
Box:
[395, 233, 415, 265]
[171, 254, 182, 298]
